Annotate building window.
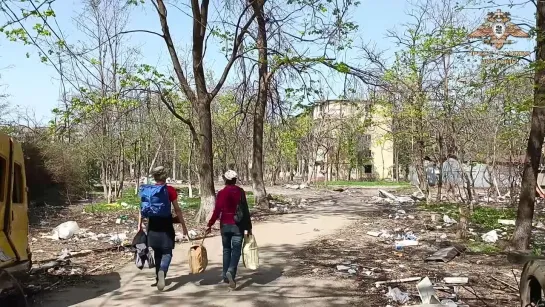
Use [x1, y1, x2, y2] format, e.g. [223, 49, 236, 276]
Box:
[12, 163, 23, 204]
[0, 156, 5, 203]
[364, 165, 373, 174]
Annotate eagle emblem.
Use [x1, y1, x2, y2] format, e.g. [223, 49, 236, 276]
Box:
[468, 9, 529, 50]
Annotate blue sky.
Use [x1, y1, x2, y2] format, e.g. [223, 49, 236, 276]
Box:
[0, 0, 536, 121]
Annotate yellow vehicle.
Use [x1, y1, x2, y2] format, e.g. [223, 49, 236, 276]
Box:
[0, 132, 30, 290]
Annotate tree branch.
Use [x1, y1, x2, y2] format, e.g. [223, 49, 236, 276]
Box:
[153, 0, 197, 103]
[210, 3, 256, 100]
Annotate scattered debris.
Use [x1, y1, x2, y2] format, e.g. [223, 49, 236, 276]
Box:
[443, 277, 469, 284]
[188, 229, 198, 239]
[375, 277, 421, 287]
[397, 196, 414, 203]
[425, 246, 463, 263]
[498, 219, 515, 226]
[366, 231, 382, 237]
[379, 190, 399, 202]
[336, 264, 351, 271]
[417, 276, 441, 304]
[442, 215, 457, 225]
[58, 248, 71, 261]
[412, 191, 426, 201]
[386, 287, 410, 304]
[52, 221, 80, 240]
[395, 239, 419, 247]
[109, 233, 128, 245]
[285, 184, 300, 189]
[482, 230, 499, 243]
[284, 183, 309, 190]
[440, 299, 459, 307]
[490, 276, 519, 292]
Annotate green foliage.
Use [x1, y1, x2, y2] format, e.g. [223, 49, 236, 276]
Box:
[420, 203, 516, 230]
[84, 202, 132, 213]
[0, 1, 64, 59]
[467, 241, 500, 254]
[84, 189, 140, 213]
[471, 207, 516, 230]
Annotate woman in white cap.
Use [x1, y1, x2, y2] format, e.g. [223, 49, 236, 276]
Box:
[205, 170, 252, 289]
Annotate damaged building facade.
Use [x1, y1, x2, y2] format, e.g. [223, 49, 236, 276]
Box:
[297, 99, 394, 181]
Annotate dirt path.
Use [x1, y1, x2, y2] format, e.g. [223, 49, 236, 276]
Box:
[36, 188, 379, 307]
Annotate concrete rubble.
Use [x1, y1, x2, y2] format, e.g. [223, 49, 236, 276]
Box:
[387, 286, 410, 304]
[442, 215, 457, 225]
[284, 183, 309, 190]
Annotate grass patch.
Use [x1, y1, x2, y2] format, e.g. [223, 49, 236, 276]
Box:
[419, 202, 459, 217]
[179, 197, 201, 210]
[176, 187, 200, 198]
[467, 241, 501, 254]
[84, 189, 140, 213]
[472, 207, 516, 229]
[84, 202, 129, 213]
[326, 180, 410, 187]
[419, 202, 516, 230]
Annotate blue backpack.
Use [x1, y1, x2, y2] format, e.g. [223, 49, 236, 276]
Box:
[139, 184, 171, 218]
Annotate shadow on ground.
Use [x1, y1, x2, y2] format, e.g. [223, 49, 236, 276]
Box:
[33, 243, 361, 307]
[0, 272, 122, 307]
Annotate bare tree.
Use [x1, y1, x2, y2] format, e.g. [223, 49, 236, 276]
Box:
[152, 0, 256, 221]
[512, 0, 545, 251]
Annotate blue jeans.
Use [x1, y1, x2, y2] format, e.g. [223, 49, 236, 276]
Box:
[221, 224, 243, 279]
[154, 248, 173, 279]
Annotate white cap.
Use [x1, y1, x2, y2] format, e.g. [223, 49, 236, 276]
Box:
[224, 170, 238, 180]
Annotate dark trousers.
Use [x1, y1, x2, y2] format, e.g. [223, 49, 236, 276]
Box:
[221, 224, 243, 279]
[148, 229, 175, 280]
[153, 248, 173, 279]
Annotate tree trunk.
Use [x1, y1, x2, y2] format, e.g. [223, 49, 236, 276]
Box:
[195, 100, 216, 222]
[107, 164, 113, 204]
[250, 0, 270, 209]
[456, 203, 469, 240]
[437, 134, 444, 202]
[118, 157, 125, 198]
[188, 135, 194, 198]
[148, 142, 163, 175]
[271, 167, 278, 186]
[172, 139, 177, 181]
[135, 141, 141, 195]
[512, 0, 545, 250]
[101, 161, 108, 199]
